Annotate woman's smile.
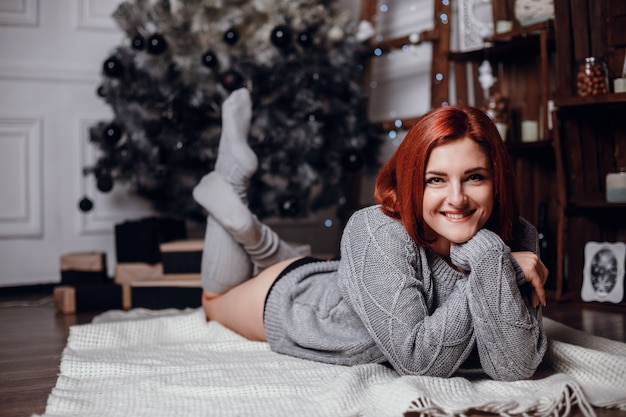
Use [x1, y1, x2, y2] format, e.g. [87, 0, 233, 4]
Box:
[442, 210, 476, 220]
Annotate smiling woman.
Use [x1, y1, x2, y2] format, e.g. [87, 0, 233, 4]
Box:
[421, 137, 494, 256]
[195, 92, 549, 381]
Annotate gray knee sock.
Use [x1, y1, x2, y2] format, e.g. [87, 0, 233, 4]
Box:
[233, 216, 302, 273]
[194, 87, 294, 289]
[194, 172, 299, 273]
[214, 87, 257, 200]
[200, 216, 253, 294]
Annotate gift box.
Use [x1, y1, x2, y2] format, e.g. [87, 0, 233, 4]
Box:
[115, 262, 164, 310]
[115, 217, 187, 264]
[54, 282, 123, 314]
[114, 262, 164, 285]
[60, 252, 108, 285]
[114, 262, 202, 309]
[130, 279, 202, 310]
[160, 239, 203, 279]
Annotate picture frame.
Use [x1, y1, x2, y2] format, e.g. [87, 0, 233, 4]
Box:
[457, 0, 494, 52]
[581, 241, 625, 304]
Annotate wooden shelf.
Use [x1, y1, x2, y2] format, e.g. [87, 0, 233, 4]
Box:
[506, 139, 553, 151]
[449, 20, 554, 62]
[567, 200, 626, 210]
[555, 93, 626, 108]
[484, 20, 554, 43]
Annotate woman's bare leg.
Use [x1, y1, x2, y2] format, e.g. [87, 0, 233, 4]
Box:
[202, 257, 302, 341]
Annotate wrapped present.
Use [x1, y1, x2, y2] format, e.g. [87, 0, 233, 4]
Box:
[54, 282, 122, 314]
[160, 239, 203, 279]
[60, 252, 108, 285]
[114, 262, 164, 285]
[115, 262, 164, 310]
[115, 217, 187, 264]
[114, 262, 202, 310]
[130, 279, 202, 310]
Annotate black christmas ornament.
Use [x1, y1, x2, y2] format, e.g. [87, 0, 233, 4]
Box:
[96, 173, 114, 193]
[223, 27, 240, 45]
[220, 69, 245, 92]
[78, 196, 94, 212]
[131, 34, 145, 50]
[103, 123, 123, 144]
[306, 109, 324, 122]
[167, 142, 187, 165]
[102, 56, 123, 78]
[146, 33, 168, 54]
[277, 194, 300, 217]
[341, 150, 364, 172]
[297, 30, 314, 48]
[201, 50, 218, 68]
[271, 25, 292, 48]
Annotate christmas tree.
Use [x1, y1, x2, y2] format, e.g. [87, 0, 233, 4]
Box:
[81, 0, 382, 223]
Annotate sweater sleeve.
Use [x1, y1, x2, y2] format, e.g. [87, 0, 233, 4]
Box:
[337, 209, 476, 377]
[450, 228, 548, 381]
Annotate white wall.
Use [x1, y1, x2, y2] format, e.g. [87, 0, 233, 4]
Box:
[0, 0, 439, 287]
[0, 0, 154, 286]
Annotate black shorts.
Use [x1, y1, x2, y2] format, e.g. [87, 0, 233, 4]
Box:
[263, 256, 325, 313]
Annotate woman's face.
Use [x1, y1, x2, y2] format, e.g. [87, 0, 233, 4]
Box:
[422, 137, 494, 256]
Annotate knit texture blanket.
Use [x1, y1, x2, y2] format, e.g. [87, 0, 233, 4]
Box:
[34, 308, 626, 417]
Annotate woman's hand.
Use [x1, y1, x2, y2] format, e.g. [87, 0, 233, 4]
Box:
[511, 251, 548, 308]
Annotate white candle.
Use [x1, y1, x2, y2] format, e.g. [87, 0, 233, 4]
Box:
[614, 78, 626, 93]
[521, 120, 539, 142]
[495, 122, 508, 141]
[606, 169, 626, 202]
[495, 20, 513, 34]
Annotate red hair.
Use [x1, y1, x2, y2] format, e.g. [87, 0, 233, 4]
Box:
[374, 106, 519, 246]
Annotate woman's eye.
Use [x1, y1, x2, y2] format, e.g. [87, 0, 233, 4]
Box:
[426, 177, 443, 185]
[467, 174, 485, 182]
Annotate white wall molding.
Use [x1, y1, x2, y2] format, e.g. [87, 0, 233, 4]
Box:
[0, 0, 38, 27]
[0, 61, 100, 84]
[0, 116, 42, 237]
[76, 0, 119, 32]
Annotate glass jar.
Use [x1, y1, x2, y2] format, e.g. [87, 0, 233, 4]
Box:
[606, 167, 626, 203]
[576, 57, 609, 97]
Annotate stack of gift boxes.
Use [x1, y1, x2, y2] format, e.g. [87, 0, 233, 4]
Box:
[54, 217, 204, 314]
[54, 252, 122, 314]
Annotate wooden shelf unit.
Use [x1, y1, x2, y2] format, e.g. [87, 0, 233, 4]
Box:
[449, 16, 559, 293]
[551, 0, 626, 308]
[451, 0, 626, 308]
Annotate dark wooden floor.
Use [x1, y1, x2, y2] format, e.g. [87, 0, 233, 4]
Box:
[0, 287, 625, 417]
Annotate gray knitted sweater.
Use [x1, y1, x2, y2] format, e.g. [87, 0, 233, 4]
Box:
[263, 205, 548, 381]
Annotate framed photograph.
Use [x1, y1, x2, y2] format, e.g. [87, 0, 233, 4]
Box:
[457, 0, 494, 52]
[581, 241, 625, 304]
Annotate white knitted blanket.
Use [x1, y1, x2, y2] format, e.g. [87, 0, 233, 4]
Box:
[35, 308, 626, 417]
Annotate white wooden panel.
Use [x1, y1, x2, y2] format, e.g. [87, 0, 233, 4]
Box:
[368, 43, 433, 122]
[0, 60, 97, 83]
[0, 0, 38, 26]
[76, 0, 119, 31]
[0, 116, 42, 237]
[374, 0, 434, 41]
[367, 1, 436, 122]
[77, 117, 154, 235]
